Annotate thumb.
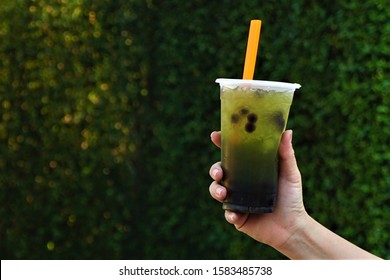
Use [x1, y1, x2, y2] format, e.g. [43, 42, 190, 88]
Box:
[278, 130, 301, 186]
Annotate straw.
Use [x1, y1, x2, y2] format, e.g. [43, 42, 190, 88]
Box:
[242, 19, 262, 80]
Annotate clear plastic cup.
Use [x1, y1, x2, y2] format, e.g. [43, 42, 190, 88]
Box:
[216, 78, 301, 213]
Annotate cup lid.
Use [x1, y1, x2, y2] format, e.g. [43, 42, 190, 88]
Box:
[216, 78, 301, 91]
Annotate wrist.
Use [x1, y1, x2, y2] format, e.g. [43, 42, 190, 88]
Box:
[273, 213, 382, 260]
[272, 211, 314, 259]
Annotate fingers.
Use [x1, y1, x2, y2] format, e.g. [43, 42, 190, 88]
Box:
[209, 161, 222, 180]
[210, 131, 221, 148]
[209, 181, 226, 202]
[225, 211, 249, 230]
[210, 130, 249, 229]
[209, 132, 223, 201]
[209, 162, 226, 201]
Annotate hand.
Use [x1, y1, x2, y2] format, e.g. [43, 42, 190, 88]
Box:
[209, 130, 308, 250]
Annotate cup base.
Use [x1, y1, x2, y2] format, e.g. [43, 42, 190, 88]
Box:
[222, 202, 274, 213]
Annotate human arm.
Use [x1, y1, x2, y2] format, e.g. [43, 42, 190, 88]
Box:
[209, 130, 381, 260]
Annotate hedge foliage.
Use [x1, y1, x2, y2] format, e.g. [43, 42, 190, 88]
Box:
[1, 0, 389, 259]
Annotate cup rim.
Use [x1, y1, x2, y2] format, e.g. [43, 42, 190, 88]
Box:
[215, 78, 301, 91]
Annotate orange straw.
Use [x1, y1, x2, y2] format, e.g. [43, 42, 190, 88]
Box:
[242, 19, 262, 80]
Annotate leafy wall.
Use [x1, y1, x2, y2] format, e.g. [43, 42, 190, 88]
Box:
[1, 0, 389, 259]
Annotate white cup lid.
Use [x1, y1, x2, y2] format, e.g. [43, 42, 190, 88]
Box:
[216, 78, 301, 91]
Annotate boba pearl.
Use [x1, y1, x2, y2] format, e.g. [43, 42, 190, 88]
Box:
[245, 123, 256, 133]
[273, 112, 285, 132]
[247, 113, 258, 123]
[231, 113, 240, 124]
[239, 108, 249, 115]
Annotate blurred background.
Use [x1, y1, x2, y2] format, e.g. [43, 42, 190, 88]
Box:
[1, 0, 389, 259]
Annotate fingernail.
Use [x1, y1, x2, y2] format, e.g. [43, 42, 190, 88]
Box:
[227, 212, 236, 222]
[286, 129, 293, 143]
[212, 169, 219, 178]
[216, 187, 223, 197]
[210, 131, 215, 138]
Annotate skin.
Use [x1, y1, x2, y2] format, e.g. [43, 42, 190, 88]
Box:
[209, 130, 381, 260]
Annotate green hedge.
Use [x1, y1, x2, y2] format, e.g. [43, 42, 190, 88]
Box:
[1, 0, 389, 259]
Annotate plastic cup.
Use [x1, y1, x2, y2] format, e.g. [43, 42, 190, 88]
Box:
[216, 78, 301, 213]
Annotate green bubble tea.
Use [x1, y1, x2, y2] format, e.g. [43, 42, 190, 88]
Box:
[216, 79, 301, 213]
